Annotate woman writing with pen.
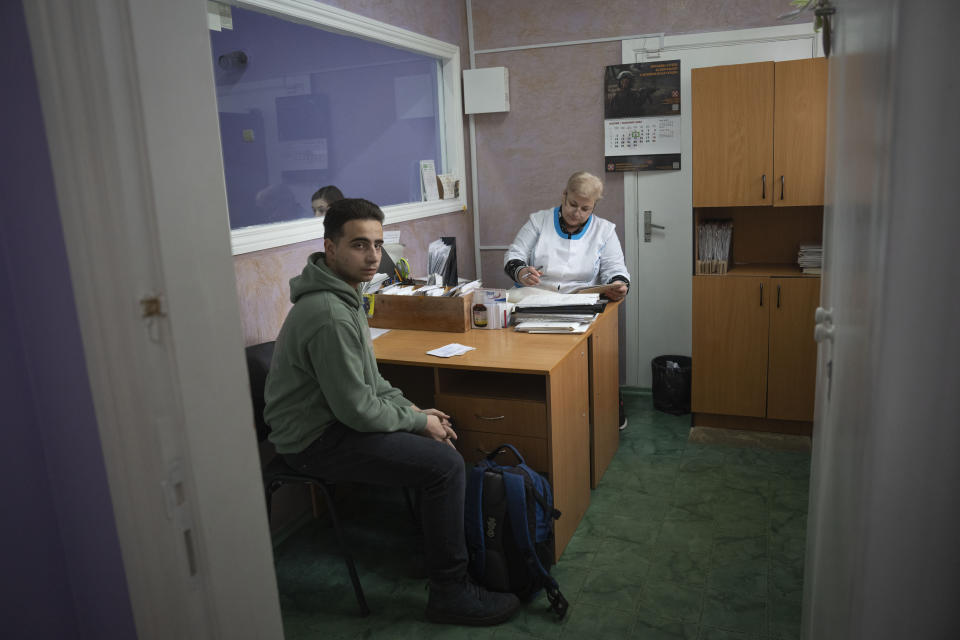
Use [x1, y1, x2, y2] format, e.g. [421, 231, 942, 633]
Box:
[503, 171, 630, 301]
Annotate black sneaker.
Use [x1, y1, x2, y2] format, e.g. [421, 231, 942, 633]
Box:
[425, 576, 520, 626]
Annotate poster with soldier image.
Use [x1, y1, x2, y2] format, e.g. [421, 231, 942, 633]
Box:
[604, 60, 681, 172]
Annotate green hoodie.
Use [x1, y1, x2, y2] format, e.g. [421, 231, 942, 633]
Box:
[264, 252, 427, 453]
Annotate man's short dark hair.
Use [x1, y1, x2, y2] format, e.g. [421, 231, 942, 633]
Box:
[323, 198, 385, 241]
[311, 185, 344, 203]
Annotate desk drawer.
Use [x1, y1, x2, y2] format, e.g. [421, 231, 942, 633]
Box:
[435, 393, 547, 438]
[453, 429, 549, 473]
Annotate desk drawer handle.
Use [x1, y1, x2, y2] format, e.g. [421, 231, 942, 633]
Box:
[475, 414, 505, 421]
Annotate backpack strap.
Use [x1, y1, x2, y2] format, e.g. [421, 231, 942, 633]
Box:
[464, 465, 487, 579]
[502, 472, 569, 619]
[516, 463, 562, 521]
[487, 443, 526, 466]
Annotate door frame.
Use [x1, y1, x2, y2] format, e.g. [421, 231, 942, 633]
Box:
[620, 24, 821, 387]
[24, 0, 282, 636]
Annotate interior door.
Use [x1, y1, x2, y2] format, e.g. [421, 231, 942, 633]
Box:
[767, 277, 820, 421]
[622, 26, 820, 387]
[691, 276, 769, 417]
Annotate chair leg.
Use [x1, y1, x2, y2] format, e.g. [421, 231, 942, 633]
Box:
[314, 481, 370, 617]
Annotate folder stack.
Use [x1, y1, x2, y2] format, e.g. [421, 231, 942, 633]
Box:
[798, 244, 822, 275]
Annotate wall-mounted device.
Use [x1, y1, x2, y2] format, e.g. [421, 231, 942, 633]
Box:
[463, 67, 510, 114]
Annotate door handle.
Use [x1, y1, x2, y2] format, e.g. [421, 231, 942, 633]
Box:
[762, 174, 766, 200]
[776, 285, 781, 308]
[814, 324, 835, 343]
[780, 175, 785, 200]
[759, 283, 764, 306]
[814, 307, 836, 343]
[643, 210, 665, 243]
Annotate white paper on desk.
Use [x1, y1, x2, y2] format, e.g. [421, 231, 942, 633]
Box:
[527, 325, 589, 334]
[506, 289, 601, 306]
[426, 343, 476, 358]
[369, 327, 391, 340]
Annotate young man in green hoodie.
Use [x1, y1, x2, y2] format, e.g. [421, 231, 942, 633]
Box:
[264, 198, 520, 626]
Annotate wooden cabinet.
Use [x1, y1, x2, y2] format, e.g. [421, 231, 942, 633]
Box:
[767, 277, 820, 421]
[693, 58, 828, 207]
[773, 59, 829, 206]
[691, 276, 770, 417]
[692, 275, 819, 423]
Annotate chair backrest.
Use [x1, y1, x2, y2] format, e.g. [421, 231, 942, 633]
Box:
[245, 341, 276, 442]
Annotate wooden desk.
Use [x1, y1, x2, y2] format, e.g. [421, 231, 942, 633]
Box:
[373, 301, 621, 558]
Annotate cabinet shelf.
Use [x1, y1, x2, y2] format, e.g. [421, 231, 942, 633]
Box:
[696, 263, 819, 277]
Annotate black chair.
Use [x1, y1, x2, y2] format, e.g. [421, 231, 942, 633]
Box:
[245, 341, 370, 617]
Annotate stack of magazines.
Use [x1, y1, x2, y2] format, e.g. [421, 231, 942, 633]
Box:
[508, 291, 605, 333]
[798, 244, 822, 275]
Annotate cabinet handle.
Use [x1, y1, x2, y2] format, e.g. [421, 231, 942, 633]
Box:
[762, 174, 766, 200]
[475, 414, 505, 421]
[759, 283, 764, 306]
[780, 175, 785, 201]
[777, 284, 781, 308]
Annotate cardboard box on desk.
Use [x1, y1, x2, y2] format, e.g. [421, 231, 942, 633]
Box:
[368, 291, 474, 333]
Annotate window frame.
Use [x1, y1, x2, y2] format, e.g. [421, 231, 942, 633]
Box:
[221, 0, 466, 255]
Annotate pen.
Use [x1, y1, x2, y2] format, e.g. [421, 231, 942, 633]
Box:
[521, 265, 544, 281]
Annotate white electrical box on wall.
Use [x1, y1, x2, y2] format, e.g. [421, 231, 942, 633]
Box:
[463, 67, 510, 114]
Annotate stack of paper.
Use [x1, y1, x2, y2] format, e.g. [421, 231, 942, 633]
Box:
[698, 221, 733, 263]
[514, 321, 589, 334]
[798, 244, 823, 274]
[360, 272, 391, 294]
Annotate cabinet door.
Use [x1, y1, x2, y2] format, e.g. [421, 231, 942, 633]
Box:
[773, 58, 829, 206]
[767, 277, 820, 420]
[692, 276, 770, 417]
[692, 62, 774, 207]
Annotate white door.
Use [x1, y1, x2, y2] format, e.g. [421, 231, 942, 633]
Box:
[621, 26, 821, 386]
[804, 0, 960, 637]
[24, 1, 283, 637]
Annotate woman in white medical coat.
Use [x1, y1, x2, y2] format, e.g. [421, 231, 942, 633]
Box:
[503, 171, 630, 301]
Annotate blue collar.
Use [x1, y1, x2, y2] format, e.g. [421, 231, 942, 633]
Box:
[553, 206, 592, 239]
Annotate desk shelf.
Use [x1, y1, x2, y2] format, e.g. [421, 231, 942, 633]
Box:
[437, 369, 546, 402]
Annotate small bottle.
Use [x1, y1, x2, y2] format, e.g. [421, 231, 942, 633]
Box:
[472, 303, 488, 327]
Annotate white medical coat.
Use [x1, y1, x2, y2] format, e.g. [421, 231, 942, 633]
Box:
[504, 207, 630, 293]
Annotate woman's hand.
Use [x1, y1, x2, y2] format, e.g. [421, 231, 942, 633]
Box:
[604, 283, 629, 301]
[517, 265, 543, 286]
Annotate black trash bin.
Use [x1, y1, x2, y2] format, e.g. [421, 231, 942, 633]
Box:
[651, 355, 691, 415]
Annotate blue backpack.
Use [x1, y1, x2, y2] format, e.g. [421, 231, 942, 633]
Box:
[464, 444, 569, 619]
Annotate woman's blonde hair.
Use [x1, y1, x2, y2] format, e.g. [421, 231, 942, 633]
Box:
[565, 171, 604, 200]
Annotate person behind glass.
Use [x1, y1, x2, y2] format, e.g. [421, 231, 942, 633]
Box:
[264, 198, 520, 626]
[311, 184, 344, 216]
[503, 171, 630, 301]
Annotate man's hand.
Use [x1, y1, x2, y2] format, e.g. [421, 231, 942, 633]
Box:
[604, 283, 629, 301]
[417, 407, 450, 421]
[423, 414, 457, 448]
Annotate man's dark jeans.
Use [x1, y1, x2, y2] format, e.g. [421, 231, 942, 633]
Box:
[283, 422, 467, 583]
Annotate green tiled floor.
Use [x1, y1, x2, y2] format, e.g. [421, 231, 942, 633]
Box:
[273, 390, 810, 639]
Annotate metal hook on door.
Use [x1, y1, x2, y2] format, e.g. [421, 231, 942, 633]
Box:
[643, 210, 665, 243]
